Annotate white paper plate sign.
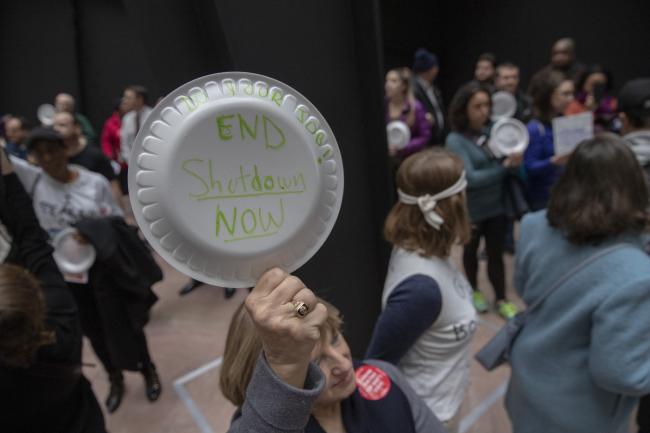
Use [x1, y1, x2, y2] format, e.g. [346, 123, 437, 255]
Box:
[488, 118, 529, 157]
[52, 227, 96, 274]
[386, 121, 411, 150]
[129, 72, 344, 288]
[490, 91, 517, 122]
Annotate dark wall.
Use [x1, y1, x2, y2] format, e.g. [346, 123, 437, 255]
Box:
[382, 0, 650, 102]
[0, 0, 79, 124]
[75, 0, 160, 131]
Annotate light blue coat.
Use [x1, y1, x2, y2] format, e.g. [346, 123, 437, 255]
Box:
[506, 211, 650, 433]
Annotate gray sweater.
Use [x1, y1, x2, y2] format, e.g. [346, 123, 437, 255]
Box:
[227, 355, 446, 433]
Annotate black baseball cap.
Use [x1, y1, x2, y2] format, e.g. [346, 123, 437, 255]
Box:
[618, 78, 650, 116]
[25, 127, 64, 151]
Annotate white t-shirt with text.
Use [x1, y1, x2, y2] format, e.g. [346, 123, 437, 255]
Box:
[10, 156, 123, 238]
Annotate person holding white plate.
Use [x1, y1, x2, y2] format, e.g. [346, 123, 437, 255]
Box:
[219, 269, 447, 433]
[9, 128, 161, 413]
[445, 82, 522, 320]
[385, 67, 432, 159]
[0, 148, 107, 433]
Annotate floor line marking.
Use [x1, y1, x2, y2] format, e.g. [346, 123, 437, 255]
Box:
[173, 356, 224, 433]
[175, 356, 223, 385]
[174, 382, 215, 433]
[459, 381, 508, 433]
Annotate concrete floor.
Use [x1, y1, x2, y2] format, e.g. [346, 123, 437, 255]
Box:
[83, 233, 638, 433]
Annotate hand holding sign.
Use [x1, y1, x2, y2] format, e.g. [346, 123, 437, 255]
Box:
[551, 153, 571, 166]
[129, 73, 343, 288]
[503, 152, 523, 168]
[245, 268, 327, 388]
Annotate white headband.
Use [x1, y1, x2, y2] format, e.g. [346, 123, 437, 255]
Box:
[397, 171, 467, 230]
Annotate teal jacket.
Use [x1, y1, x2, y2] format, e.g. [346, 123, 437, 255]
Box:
[445, 131, 506, 222]
[506, 211, 650, 433]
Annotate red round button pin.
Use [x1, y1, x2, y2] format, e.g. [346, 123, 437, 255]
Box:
[355, 365, 391, 400]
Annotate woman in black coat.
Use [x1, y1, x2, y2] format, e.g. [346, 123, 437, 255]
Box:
[0, 149, 106, 433]
[10, 127, 163, 413]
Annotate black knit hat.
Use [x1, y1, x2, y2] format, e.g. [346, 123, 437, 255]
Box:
[618, 78, 650, 116]
[412, 48, 438, 73]
[25, 127, 64, 151]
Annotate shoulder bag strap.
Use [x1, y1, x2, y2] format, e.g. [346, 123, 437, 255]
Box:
[526, 243, 630, 314]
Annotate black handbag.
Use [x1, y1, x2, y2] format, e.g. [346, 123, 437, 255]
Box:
[475, 243, 628, 371]
[503, 173, 530, 220]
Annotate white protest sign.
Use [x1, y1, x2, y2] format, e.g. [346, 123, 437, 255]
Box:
[129, 72, 344, 288]
[552, 112, 593, 155]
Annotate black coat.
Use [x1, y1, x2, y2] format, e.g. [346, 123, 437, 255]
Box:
[0, 172, 106, 433]
[412, 78, 447, 145]
[74, 216, 161, 370]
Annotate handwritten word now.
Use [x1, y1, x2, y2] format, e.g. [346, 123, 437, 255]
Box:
[181, 161, 306, 201]
[216, 112, 285, 150]
[216, 199, 285, 243]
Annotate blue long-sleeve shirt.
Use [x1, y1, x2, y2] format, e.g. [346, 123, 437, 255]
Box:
[523, 120, 560, 209]
[365, 275, 442, 364]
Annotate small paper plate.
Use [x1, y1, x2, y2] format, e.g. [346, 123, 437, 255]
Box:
[52, 227, 96, 274]
[37, 104, 55, 126]
[386, 121, 411, 150]
[488, 117, 529, 157]
[129, 72, 344, 288]
[491, 91, 517, 121]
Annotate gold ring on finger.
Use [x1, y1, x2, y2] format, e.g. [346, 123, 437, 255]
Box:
[292, 301, 309, 318]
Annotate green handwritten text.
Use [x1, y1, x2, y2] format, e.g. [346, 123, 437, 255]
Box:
[215, 112, 285, 149]
[216, 199, 285, 242]
[181, 161, 307, 200]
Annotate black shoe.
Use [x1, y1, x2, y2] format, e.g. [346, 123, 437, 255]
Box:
[142, 363, 162, 402]
[224, 287, 236, 299]
[105, 373, 124, 413]
[179, 279, 201, 296]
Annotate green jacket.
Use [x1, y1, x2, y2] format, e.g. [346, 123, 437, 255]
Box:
[76, 112, 97, 146]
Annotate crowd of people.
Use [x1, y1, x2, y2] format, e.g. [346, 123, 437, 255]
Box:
[374, 37, 650, 433]
[0, 35, 649, 433]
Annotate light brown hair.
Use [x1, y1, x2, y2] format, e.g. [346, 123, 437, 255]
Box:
[0, 264, 55, 368]
[384, 148, 470, 257]
[219, 298, 343, 407]
[387, 67, 417, 127]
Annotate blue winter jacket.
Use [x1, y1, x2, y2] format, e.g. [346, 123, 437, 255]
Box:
[523, 120, 560, 210]
[506, 211, 650, 433]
